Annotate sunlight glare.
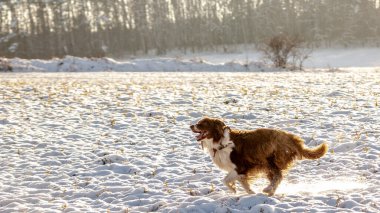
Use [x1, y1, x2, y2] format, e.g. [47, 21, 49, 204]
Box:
[276, 179, 367, 195]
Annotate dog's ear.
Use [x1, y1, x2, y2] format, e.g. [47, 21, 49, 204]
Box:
[212, 126, 223, 143]
[222, 126, 231, 138]
[223, 126, 231, 131]
[212, 119, 225, 143]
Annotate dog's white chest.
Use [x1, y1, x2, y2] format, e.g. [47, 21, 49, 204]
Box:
[211, 146, 236, 172]
[201, 128, 236, 172]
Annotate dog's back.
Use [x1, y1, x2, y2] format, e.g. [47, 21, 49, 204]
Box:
[229, 128, 327, 170]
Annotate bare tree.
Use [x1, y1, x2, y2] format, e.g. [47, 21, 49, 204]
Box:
[0, 58, 12, 71]
[260, 34, 311, 70]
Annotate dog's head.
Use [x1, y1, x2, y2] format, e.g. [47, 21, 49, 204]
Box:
[190, 117, 226, 143]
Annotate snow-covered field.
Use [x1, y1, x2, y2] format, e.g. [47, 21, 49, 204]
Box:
[0, 70, 379, 212]
[4, 48, 380, 72]
[6, 56, 268, 72]
[171, 48, 380, 69]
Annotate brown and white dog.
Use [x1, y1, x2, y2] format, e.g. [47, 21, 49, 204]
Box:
[190, 117, 328, 196]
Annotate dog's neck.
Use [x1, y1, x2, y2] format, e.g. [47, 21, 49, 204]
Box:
[201, 127, 234, 157]
[201, 127, 236, 172]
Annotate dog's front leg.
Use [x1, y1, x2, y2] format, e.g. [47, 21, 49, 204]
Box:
[223, 170, 239, 193]
[238, 175, 254, 194]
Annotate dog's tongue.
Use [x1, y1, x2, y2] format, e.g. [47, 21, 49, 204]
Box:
[196, 131, 207, 141]
[196, 133, 203, 141]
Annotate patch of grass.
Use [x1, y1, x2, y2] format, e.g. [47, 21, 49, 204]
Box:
[45, 168, 52, 176]
[353, 131, 362, 142]
[335, 195, 343, 207]
[362, 146, 369, 153]
[208, 183, 215, 194]
[61, 202, 68, 210]
[241, 87, 248, 96]
[151, 167, 158, 177]
[96, 188, 109, 197]
[189, 189, 197, 196]
[110, 119, 116, 128]
[335, 132, 345, 144]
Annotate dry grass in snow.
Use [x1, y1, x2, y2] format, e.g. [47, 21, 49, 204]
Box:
[0, 71, 379, 212]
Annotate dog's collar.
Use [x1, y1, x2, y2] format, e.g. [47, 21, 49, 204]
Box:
[212, 142, 232, 157]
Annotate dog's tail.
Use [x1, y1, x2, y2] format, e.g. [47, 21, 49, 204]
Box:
[300, 143, 328, 159]
[293, 136, 328, 159]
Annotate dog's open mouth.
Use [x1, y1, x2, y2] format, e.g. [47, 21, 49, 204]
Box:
[194, 130, 208, 141]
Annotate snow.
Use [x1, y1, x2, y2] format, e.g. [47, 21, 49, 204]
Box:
[7, 56, 269, 72]
[5, 48, 380, 72]
[139, 47, 380, 69]
[0, 70, 379, 212]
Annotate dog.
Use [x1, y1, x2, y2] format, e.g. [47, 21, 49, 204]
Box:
[190, 117, 328, 196]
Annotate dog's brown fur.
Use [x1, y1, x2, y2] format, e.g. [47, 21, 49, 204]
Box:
[191, 117, 328, 195]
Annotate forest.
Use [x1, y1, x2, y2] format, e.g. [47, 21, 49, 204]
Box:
[0, 0, 380, 59]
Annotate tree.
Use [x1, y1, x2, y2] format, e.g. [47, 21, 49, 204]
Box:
[0, 0, 379, 59]
[260, 34, 311, 70]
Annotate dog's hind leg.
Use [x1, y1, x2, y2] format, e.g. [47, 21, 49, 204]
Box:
[223, 170, 239, 193]
[263, 169, 282, 196]
[263, 156, 283, 196]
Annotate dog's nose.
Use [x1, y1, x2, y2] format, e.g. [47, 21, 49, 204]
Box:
[190, 125, 194, 129]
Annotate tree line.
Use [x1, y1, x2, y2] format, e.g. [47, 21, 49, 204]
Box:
[0, 0, 379, 59]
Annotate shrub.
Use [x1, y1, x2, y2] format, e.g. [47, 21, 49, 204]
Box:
[260, 34, 312, 70]
[0, 58, 12, 71]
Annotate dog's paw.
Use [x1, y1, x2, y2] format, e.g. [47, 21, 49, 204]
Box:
[228, 183, 237, 194]
[263, 186, 274, 196]
[229, 188, 237, 194]
[246, 189, 255, 194]
[223, 181, 236, 194]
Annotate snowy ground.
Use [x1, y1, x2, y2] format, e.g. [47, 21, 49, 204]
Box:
[0, 70, 379, 212]
[170, 48, 380, 69]
[4, 48, 380, 72]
